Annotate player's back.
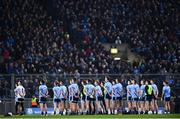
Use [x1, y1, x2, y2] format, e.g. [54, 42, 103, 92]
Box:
[15, 85, 25, 98]
[60, 85, 67, 98]
[163, 86, 171, 97]
[39, 84, 48, 97]
[95, 85, 102, 96]
[53, 86, 61, 99]
[71, 83, 79, 95]
[152, 83, 158, 95]
[85, 84, 95, 96]
[104, 82, 112, 93]
[115, 83, 123, 97]
[140, 84, 146, 97]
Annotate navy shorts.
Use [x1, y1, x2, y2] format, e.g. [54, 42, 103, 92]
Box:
[139, 97, 145, 101]
[112, 97, 116, 101]
[127, 97, 132, 101]
[105, 94, 111, 100]
[18, 98, 24, 102]
[132, 98, 138, 101]
[146, 95, 152, 102]
[116, 96, 122, 101]
[164, 97, 170, 102]
[39, 97, 47, 104]
[54, 98, 60, 103]
[87, 96, 95, 101]
[97, 96, 103, 101]
[82, 95, 86, 101]
[61, 98, 66, 102]
[72, 96, 79, 103]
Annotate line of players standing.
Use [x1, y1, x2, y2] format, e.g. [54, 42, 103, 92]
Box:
[14, 77, 171, 115]
[39, 77, 171, 115]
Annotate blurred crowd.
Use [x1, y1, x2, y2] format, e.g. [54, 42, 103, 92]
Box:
[0, 0, 179, 76]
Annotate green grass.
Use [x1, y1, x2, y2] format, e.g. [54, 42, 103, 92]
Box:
[0, 114, 180, 119]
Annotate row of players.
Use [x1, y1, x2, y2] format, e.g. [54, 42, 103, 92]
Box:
[14, 77, 171, 115]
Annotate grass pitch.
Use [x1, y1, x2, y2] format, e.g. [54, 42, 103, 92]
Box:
[0, 114, 180, 119]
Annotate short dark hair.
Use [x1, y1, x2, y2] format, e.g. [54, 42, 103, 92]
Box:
[41, 79, 45, 84]
[164, 81, 168, 85]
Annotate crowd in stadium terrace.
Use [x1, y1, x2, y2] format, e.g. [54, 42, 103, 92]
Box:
[0, 0, 179, 76]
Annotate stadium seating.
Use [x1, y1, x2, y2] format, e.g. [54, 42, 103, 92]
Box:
[0, 0, 179, 75]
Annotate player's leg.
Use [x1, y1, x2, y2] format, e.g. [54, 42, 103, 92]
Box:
[86, 97, 90, 114]
[101, 97, 106, 114]
[62, 99, 66, 115]
[151, 99, 155, 113]
[115, 98, 119, 114]
[39, 97, 44, 115]
[95, 99, 100, 114]
[71, 102, 74, 114]
[75, 98, 79, 114]
[127, 97, 132, 113]
[167, 97, 170, 113]
[90, 100, 94, 114]
[119, 97, 123, 113]
[140, 97, 145, 114]
[18, 102, 22, 114]
[132, 98, 136, 112]
[110, 98, 115, 114]
[44, 103, 48, 116]
[59, 99, 63, 115]
[53, 100, 57, 115]
[164, 101, 167, 114]
[135, 98, 138, 113]
[167, 101, 170, 113]
[81, 98, 85, 114]
[40, 103, 44, 115]
[145, 100, 149, 114]
[154, 99, 158, 114]
[15, 102, 19, 114]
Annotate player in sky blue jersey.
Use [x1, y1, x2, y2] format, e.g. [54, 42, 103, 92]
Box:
[59, 80, 67, 115]
[111, 80, 117, 114]
[39, 79, 48, 116]
[115, 79, 123, 114]
[126, 80, 132, 112]
[131, 79, 139, 113]
[85, 79, 95, 114]
[139, 80, 146, 114]
[94, 80, 103, 114]
[68, 80, 73, 113]
[52, 80, 61, 115]
[150, 80, 159, 114]
[69, 78, 79, 114]
[162, 81, 171, 114]
[104, 77, 112, 114]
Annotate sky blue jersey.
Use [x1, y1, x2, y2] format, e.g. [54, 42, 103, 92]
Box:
[71, 83, 79, 96]
[60, 85, 67, 99]
[104, 82, 112, 94]
[85, 84, 95, 96]
[152, 84, 158, 95]
[52, 86, 61, 99]
[140, 85, 146, 97]
[115, 83, 123, 97]
[112, 84, 117, 98]
[134, 84, 139, 97]
[131, 84, 138, 98]
[127, 84, 132, 97]
[95, 85, 102, 97]
[39, 84, 48, 98]
[163, 85, 171, 98]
